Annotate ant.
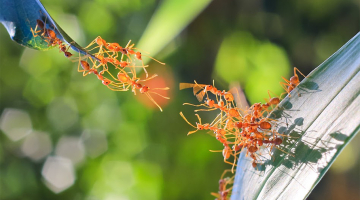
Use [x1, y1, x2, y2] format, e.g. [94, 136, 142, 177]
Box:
[30, 19, 45, 37]
[116, 67, 169, 111]
[31, 18, 74, 58]
[280, 67, 306, 97]
[78, 59, 97, 76]
[85, 36, 108, 55]
[179, 112, 214, 135]
[211, 169, 234, 200]
[59, 43, 73, 58]
[30, 19, 59, 46]
[117, 40, 165, 78]
[180, 81, 234, 103]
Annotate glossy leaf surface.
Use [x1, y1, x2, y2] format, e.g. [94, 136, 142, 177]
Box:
[0, 0, 91, 56]
[231, 32, 360, 200]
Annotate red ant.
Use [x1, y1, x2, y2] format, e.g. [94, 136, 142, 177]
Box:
[59, 43, 73, 57]
[179, 112, 214, 135]
[31, 19, 74, 58]
[116, 67, 169, 111]
[31, 19, 60, 46]
[30, 19, 45, 37]
[180, 81, 234, 102]
[280, 67, 306, 97]
[85, 36, 108, 55]
[77, 59, 97, 76]
[184, 98, 241, 120]
[117, 40, 165, 77]
[211, 170, 234, 200]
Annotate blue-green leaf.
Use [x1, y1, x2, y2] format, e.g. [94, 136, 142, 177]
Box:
[0, 0, 91, 57]
[231, 32, 360, 200]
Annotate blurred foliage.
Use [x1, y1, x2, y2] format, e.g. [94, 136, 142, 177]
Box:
[0, 0, 359, 200]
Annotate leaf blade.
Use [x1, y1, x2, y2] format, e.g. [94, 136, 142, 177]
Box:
[137, 0, 212, 61]
[231, 32, 360, 200]
[0, 0, 92, 57]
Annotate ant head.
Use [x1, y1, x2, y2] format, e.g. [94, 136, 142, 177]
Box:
[140, 86, 149, 93]
[204, 85, 213, 91]
[135, 52, 142, 60]
[205, 99, 215, 106]
[215, 134, 221, 140]
[102, 79, 111, 86]
[235, 121, 243, 129]
[224, 92, 234, 101]
[64, 52, 73, 58]
[218, 100, 224, 107]
[119, 48, 127, 55]
[196, 122, 204, 130]
[253, 103, 261, 110]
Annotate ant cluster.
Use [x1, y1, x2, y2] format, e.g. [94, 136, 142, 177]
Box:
[180, 68, 306, 199]
[31, 19, 73, 58]
[31, 19, 169, 111]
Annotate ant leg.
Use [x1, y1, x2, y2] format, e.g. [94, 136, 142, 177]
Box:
[179, 112, 197, 129]
[195, 114, 202, 125]
[30, 26, 41, 38]
[279, 82, 291, 97]
[294, 67, 307, 78]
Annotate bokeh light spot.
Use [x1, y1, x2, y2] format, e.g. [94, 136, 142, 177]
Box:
[55, 136, 85, 166]
[42, 156, 75, 193]
[0, 108, 32, 141]
[21, 131, 52, 162]
[81, 129, 108, 158]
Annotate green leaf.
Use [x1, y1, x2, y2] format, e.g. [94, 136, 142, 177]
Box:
[231, 32, 360, 199]
[137, 0, 212, 61]
[0, 0, 92, 57]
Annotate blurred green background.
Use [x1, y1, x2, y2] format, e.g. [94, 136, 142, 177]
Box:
[0, 0, 359, 199]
